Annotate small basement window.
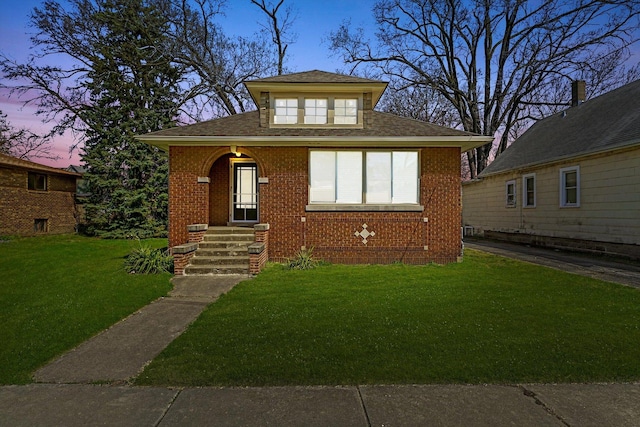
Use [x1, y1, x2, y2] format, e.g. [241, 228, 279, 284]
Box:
[28, 172, 47, 191]
[34, 219, 48, 233]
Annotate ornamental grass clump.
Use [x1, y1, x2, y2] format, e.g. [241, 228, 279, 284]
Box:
[287, 247, 319, 270]
[124, 241, 173, 274]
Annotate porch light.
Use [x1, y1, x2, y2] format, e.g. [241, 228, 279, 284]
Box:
[230, 145, 241, 157]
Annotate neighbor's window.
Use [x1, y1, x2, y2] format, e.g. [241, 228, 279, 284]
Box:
[309, 150, 419, 204]
[34, 219, 48, 232]
[28, 172, 47, 191]
[304, 98, 327, 124]
[560, 166, 580, 207]
[334, 99, 358, 124]
[505, 180, 516, 207]
[274, 98, 298, 124]
[523, 173, 536, 208]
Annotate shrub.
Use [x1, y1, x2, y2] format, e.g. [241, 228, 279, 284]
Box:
[287, 247, 319, 270]
[124, 241, 173, 274]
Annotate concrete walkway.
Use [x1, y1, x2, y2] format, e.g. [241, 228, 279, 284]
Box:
[34, 275, 247, 384]
[2, 257, 640, 425]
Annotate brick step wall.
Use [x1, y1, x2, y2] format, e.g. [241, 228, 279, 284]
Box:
[184, 227, 254, 275]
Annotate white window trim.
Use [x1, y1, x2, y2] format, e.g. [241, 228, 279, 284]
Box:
[274, 98, 298, 124]
[304, 98, 328, 124]
[307, 150, 422, 211]
[505, 179, 516, 207]
[270, 94, 363, 128]
[559, 166, 580, 207]
[523, 173, 536, 208]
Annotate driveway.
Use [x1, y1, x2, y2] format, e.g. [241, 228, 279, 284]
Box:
[464, 238, 640, 289]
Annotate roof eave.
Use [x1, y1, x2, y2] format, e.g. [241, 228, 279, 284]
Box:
[478, 138, 640, 179]
[136, 135, 492, 153]
[245, 81, 389, 108]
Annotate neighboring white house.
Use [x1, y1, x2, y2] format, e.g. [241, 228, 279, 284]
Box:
[462, 80, 640, 259]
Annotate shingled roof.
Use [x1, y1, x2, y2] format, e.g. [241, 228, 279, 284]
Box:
[480, 79, 640, 177]
[0, 153, 81, 177]
[142, 110, 476, 138]
[248, 70, 384, 84]
[137, 70, 493, 152]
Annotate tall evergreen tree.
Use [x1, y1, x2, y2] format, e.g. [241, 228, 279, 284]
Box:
[80, 0, 180, 237]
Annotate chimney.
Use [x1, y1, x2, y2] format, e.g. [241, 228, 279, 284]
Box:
[571, 80, 586, 107]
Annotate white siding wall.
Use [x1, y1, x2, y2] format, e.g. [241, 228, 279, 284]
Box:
[462, 147, 640, 245]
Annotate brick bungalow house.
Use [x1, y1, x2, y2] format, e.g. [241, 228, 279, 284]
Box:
[0, 153, 82, 236]
[137, 70, 491, 274]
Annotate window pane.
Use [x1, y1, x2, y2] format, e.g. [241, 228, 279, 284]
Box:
[334, 98, 358, 124]
[392, 152, 418, 203]
[237, 166, 256, 207]
[525, 177, 535, 206]
[274, 98, 298, 124]
[336, 152, 362, 203]
[304, 98, 327, 124]
[565, 171, 577, 187]
[565, 188, 577, 204]
[366, 152, 391, 203]
[310, 151, 335, 202]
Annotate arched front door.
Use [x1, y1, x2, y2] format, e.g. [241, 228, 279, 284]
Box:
[230, 158, 258, 224]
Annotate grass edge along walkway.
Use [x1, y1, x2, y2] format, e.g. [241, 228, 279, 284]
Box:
[136, 249, 640, 387]
[0, 234, 172, 384]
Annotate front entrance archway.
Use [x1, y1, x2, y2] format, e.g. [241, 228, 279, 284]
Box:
[208, 153, 260, 226]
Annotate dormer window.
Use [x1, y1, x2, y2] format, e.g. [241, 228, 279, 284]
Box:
[274, 98, 298, 124]
[334, 99, 358, 124]
[270, 95, 363, 127]
[304, 99, 327, 124]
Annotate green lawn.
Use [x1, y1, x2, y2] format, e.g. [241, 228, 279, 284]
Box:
[136, 250, 640, 386]
[0, 234, 172, 384]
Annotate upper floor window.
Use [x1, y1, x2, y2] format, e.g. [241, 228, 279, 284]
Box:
[28, 172, 47, 191]
[560, 166, 580, 207]
[304, 99, 327, 124]
[505, 180, 516, 207]
[309, 150, 419, 205]
[274, 98, 298, 124]
[334, 99, 358, 124]
[523, 173, 536, 208]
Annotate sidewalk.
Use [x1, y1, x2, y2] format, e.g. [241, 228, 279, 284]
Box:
[2, 268, 639, 425]
[2, 382, 639, 426]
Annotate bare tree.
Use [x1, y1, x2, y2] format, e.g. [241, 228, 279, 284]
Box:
[162, 0, 296, 120]
[329, 0, 640, 178]
[0, 110, 58, 161]
[251, 0, 297, 75]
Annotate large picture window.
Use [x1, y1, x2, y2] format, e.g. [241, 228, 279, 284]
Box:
[309, 150, 419, 205]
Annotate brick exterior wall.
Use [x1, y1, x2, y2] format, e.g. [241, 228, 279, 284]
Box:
[208, 154, 230, 225]
[0, 166, 78, 236]
[168, 145, 463, 264]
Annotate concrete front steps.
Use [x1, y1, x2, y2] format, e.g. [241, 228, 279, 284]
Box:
[184, 226, 255, 275]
